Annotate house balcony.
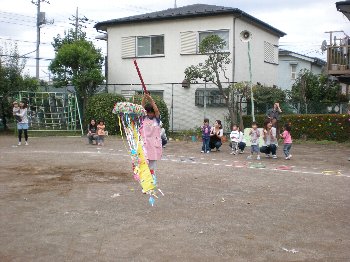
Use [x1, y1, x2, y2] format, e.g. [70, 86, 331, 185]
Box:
[326, 45, 350, 76]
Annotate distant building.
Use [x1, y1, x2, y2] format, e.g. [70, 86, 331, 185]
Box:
[278, 49, 326, 90]
[94, 4, 286, 130]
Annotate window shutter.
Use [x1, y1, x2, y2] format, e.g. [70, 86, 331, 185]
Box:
[180, 31, 197, 54]
[264, 41, 278, 64]
[121, 37, 136, 58]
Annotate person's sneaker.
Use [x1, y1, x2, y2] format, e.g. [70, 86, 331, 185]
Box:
[230, 151, 236, 155]
[257, 155, 261, 160]
[288, 154, 292, 159]
[25, 141, 28, 146]
[247, 155, 252, 160]
[201, 151, 204, 153]
[239, 150, 244, 154]
[17, 142, 21, 146]
[206, 151, 210, 154]
[265, 154, 270, 158]
[272, 155, 277, 159]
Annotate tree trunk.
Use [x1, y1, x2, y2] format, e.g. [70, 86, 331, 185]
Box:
[238, 97, 244, 130]
[0, 98, 8, 130]
[214, 71, 236, 129]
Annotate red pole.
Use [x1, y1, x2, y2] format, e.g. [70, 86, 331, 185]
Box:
[133, 59, 148, 94]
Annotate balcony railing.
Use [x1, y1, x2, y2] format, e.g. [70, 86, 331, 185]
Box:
[327, 45, 350, 75]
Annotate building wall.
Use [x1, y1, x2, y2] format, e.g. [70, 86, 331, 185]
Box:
[105, 15, 282, 130]
[278, 55, 324, 90]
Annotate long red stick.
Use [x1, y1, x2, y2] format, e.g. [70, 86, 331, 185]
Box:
[133, 59, 148, 94]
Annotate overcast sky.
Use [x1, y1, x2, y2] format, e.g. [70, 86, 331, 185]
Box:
[0, 0, 348, 81]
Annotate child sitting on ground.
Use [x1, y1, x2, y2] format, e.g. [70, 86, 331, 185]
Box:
[237, 126, 246, 154]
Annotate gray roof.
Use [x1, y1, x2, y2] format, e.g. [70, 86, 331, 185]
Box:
[279, 49, 326, 66]
[336, 1, 350, 21]
[94, 4, 286, 37]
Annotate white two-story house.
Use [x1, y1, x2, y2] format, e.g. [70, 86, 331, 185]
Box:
[95, 4, 286, 131]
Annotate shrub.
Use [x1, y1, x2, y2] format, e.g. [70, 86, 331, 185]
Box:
[242, 114, 350, 142]
[130, 95, 170, 133]
[85, 93, 126, 135]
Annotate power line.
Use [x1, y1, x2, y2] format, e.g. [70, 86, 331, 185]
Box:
[0, 37, 51, 45]
[0, 54, 53, 61]
[0, 10, 36, 19]
[0, 20, 35, 27]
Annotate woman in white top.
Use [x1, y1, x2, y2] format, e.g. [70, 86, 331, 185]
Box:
[16, 101, 29, 146]
[209, 120, 223, 152]
[260, 119, 277, 158]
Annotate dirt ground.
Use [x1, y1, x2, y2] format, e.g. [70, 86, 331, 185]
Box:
[0, 135, 349, 262]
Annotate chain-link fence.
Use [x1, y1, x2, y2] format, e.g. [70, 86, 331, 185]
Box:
[104, 82, 349, 132]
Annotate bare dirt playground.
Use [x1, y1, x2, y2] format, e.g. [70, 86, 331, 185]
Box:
[0, 135, 350, 261]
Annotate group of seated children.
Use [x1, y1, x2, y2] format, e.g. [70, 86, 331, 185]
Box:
[87, 119, 106, 146]
[87, 118, 168, 148]
[229, 119, 292, 160]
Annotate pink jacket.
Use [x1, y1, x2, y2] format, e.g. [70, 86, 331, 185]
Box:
[141, 117, 162, 160]
[281, 130, 292, 144]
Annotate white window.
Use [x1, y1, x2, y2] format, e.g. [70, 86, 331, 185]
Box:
[137, 35, 164, 57]
[195, 88, 226, 107]
[291, 64, 297, 80]
[136, 90, 164, 99]
[264, 41, 278, 64]
[198, 30, 229, 51]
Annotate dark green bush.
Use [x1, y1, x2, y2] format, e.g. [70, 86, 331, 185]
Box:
[130, 95, 169, 133]
[242, 114, 350, 142]
[85, 93, 126, 135]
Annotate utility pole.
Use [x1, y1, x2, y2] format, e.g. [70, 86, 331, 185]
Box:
[31, 0, 50, 80]
[75, 7, 78, 40]
[174, 0, 177, 8]
[69, 7, 89, 40]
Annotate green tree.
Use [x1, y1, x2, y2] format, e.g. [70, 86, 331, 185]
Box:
[0, 44, 39, 129]
[184, 35, 236, 126]
[290, 69, 342, 113]
[49, 29, 104, 120]
[253, 85, 286, 114]
[85, 93, 125, 135]
[291, 69, 341, 103]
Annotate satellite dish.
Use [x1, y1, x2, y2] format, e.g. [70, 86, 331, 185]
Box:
[240, 30, 252, 42]
[321, 40, 327, 53]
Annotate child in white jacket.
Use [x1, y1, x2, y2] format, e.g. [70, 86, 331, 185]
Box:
[229, 124, 240, 155]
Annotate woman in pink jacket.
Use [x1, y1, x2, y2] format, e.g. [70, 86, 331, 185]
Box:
[141, 93, 162, 175]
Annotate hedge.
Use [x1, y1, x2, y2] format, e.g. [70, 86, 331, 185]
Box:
[130, 95, 170, 133]
[85, 93, 126, 135]
[242, 114, 350, 142]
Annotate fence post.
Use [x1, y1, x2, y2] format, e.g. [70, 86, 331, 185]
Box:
[171, 83, 174, 133]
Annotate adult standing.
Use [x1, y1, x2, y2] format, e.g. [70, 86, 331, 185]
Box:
[209, 120, 223, 152]
[267, 102, 282, 134]
[16, 101, 29, 146]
